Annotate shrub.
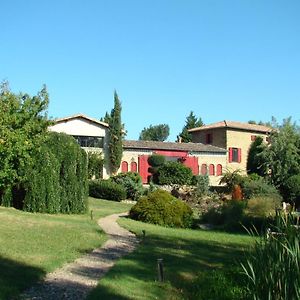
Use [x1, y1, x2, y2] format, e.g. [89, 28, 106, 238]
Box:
[89, 180, 126, 201]
[191, 175, 210, 197]
[147, 154, 166, 167]
[246, 196, 281, 218]
[158, 162, 193, 185]
[241, 212, 300, 300]
[242, 178, 281, 201]
[129, 189, 193, 228]
[283, 174, 300, 205]
[219, 169, 245, 192]
[87, 151, 104, 179]
[110, 172, 144, 200]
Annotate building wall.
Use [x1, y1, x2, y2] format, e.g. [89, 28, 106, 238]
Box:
[49, 119, 111, 178]
[191, 128, 226, 149]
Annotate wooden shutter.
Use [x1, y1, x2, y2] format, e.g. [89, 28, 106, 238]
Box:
[238, 148, 242, 163]
[228, 147, 233, 163]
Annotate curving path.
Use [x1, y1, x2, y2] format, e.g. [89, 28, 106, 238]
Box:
[20, 212, 138, 300]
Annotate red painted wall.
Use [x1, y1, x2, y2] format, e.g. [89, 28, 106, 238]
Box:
[138, 155, 150, 183]
[154, 150, 188, 157]
[182, 156, 199, 175]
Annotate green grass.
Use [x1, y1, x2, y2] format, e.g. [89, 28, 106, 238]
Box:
[0, 197, 132, 300]
[88, 218, 255, 300]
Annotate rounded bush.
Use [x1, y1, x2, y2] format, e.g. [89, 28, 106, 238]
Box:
[284, 174, 300, 205]
[129, 189, 193, 228]
[158, 162, 193, 185]
[147, 154, 166, 167]
[89, 180, 126, 201]
[246, 196, 281, 218]
[110, 172, 144, 200]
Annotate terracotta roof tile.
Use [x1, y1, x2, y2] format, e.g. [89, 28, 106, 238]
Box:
[123, 140, 226, 153]
[188, 120, 272, 133]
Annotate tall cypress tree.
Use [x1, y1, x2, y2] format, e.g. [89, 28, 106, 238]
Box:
[177, 111, 204, 142]
[108, 91, 123, 174]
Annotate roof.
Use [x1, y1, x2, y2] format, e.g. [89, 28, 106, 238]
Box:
[123, 140, 226, 153]
[188, 120, 272, 133]
[53, 114, 109, 128]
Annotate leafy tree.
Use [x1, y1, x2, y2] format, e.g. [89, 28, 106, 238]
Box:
[0, 82, 50, 197]
[177, 111, 204, 142]
[139, 124, 170, 141]
[247, 136, 267, 176]
[108, 91, 123, 174]
[100, 111, 111, 124]
[260, 118, 300, 192]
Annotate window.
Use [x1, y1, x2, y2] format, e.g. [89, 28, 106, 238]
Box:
[216, 164, 223, 176]
[209, 164, 215, 176]
[229, 147, 241, 163]
[201, 164, 207, 175]
[206, 133, 213, 144]
[73, 136, 104, 148]
[130, 161, 137, 172]
[121, 161, 128, 172]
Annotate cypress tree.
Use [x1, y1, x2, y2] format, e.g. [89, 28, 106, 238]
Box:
[108, 91, 123, 174]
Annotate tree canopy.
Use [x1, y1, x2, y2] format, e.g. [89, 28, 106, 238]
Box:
[177, 111, 204, 142]
[247, 136, 267, 176]
[139, 124, 170, 141]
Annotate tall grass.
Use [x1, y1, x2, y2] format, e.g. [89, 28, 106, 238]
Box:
[241, 212, 300, 300]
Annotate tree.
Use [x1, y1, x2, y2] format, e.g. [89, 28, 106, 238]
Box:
[247, 136, 267, 176]
[100, 111, 111, 124]
[260, 118, 300, 192]
[108, 91, 123, 174]
[139, 124, 170, 141]
[0, 83, 50, 199]
[177, 111, 204, 142]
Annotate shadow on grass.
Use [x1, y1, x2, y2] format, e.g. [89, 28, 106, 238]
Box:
[0, 256, 45, 300]
[87, 229, 251, 300]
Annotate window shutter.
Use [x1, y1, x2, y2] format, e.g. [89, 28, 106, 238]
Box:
[229, 147, 233, 163]
[238, 148, 242, 163]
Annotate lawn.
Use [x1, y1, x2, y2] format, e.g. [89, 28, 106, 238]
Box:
[88, 218, 255, 300]
[0, 197, 132, 300]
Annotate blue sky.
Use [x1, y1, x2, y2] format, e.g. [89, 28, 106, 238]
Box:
[1, 0, 299, 141]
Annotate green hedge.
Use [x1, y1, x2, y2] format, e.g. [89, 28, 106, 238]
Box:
[89, 180, 126, 201]
[129, 189, 193, 228]
[22, 132, 88, 213]
[158, 161, 193, 185]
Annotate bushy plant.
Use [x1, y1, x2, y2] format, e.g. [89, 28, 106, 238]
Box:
[283, 174, 300, 205]
[87, 151, 104, 179]
[219, 169, 245, 193]
[241, 212, 300, 300]
[147, 154, 166, 167]
[242, 178, 281, 201]
[246, 196, 282, 218]
[129, 189, 193, 228]
[110, 172, 144, 200]
[191, 175, 210, 197]
[158, 162, 193, 185]
[89, 180, 126, 201]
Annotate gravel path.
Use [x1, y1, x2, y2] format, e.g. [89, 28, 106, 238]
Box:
[19, 212, 138, 300]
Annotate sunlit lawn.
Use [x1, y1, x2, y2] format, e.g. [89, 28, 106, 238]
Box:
[0, 197, 132, 300]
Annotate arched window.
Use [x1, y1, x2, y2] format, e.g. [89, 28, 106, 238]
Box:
[216, 164, 223, 176]
[130, 161, 137, 172]
[121, 161, 128, 173]
[201, 164, 207, 175]
[209, 164, 215, 176]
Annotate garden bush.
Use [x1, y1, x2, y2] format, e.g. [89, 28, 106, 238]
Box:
[283, 174, 300, 206]
[158, 162, 193, 185]
[89, 180, 126, 201]
[242, 178, 281, 201]
[110, 172, 144, 200]
[147, 154, 166, 183]
[129, 189, 193, 228]
[246, 196, 281, 218]
[87, 151, 104, 179]
[191, 175, 210, 197]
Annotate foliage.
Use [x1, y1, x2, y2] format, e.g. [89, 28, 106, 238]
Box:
[260, 118, 300, 191]
[245, 196, 281, 218]
[22, 132, 88, 213]
[129, 189, 193, 228]
[158, 161, 193, 185]
[283, 174, 300, 206]
[242, 178, 282, 201]
[191, 175, 210, 196]
[247, 136, 266, 176]
[147, 154, 166, 183]
[108, 91, 123, 174]
[219, 169, 244, 192]
[177, 111, 204, 142]
[232, 185, 243, 200]
[89, 180, 126, 201]
[0, 83, 50, 196]
[110, 172, 144, 200]
[87, 151, 104, 179]
[139, 124, 170, 141]
[241, 212, 300, 300]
